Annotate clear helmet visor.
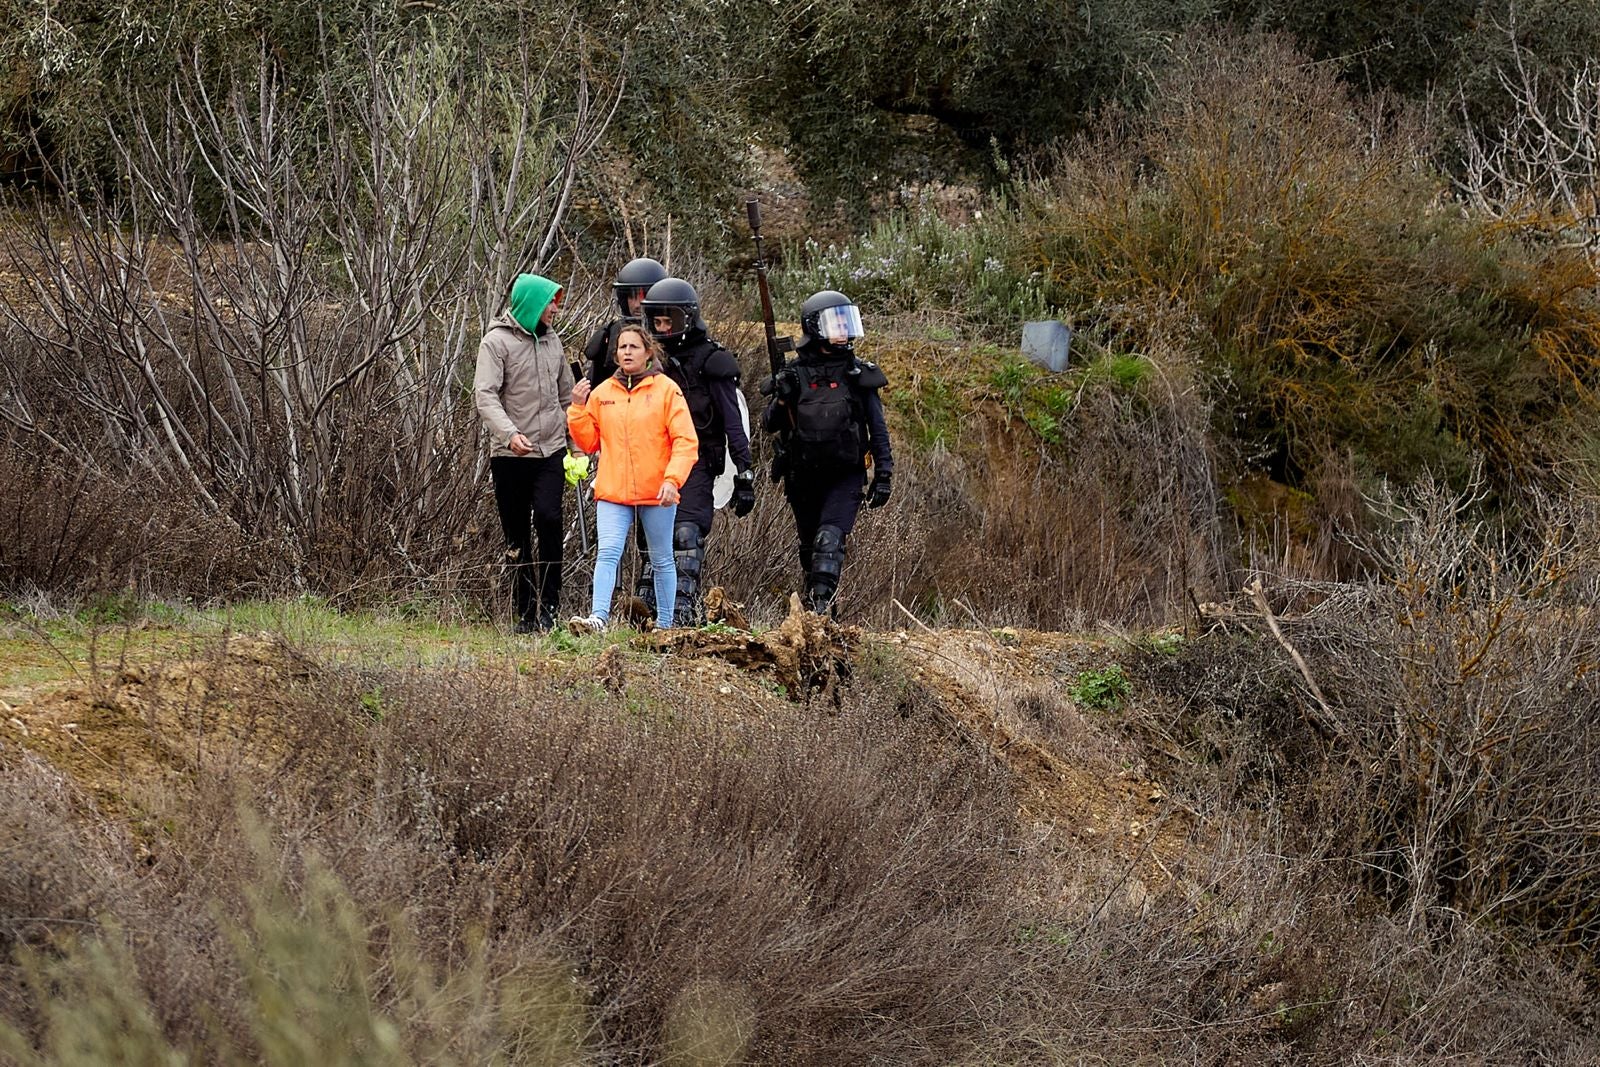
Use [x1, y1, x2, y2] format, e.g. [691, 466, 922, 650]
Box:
[645, 305, 692, 339]
[815, 304, 864, 343]
[616, 285, 649, 316]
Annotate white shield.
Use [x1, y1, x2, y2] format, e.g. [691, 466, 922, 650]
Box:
[713, 390, 752, 509]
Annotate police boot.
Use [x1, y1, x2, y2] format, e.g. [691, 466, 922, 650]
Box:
[803, 525, 845, 616]
[672, 522, 706, 626]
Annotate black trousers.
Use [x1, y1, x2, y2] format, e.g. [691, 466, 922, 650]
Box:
[491, 454, 564, 623]
[676, 464, 716, 534]
[785, 468, 865, 570]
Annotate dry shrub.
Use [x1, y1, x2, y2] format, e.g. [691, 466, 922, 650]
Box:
[358, 666, 1028, 1062]
[0, 36, 613, 602]
[0, 756, 139, 987]
[3, 628, 1598, 1061]
[0, 442, 263, 596]
[801, 337, 1229, 629]
[1288, 482, 1600, 954]
[0, 650, 1043, 1063]
[1021, 28, 1600, 495]
[1146, 478, 1600, 965]
[1027, 831, 1598, 1063]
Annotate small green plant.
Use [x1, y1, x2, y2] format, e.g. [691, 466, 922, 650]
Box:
[1023, 408, 1062, 444]
[1016, 922, 1074, 947]
[1144, 631, 1185, 656]
[76, 592, 145, 627]
[1069, 664, 1131, 712]
[989, 628, 1021, 647]
[358, 685, 387, 721]
[1083, 354, 1150, 391]
[988, 356, 1033, 405]
[890, 378, 964, 451]
[544, 628, 582, 654]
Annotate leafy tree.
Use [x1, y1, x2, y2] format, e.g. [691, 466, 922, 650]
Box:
[741, 0, 1213, 208]
[1219, 0, 1600, 122]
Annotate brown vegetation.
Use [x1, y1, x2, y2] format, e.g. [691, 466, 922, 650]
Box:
[2, 25, 1599, 1062]
[2, 598, 1596, 1061]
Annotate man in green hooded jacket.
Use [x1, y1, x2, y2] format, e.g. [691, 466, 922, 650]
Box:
[474, 273, 574, 632]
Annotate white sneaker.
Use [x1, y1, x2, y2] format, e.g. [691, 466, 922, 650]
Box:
[567, 614, 606, 635]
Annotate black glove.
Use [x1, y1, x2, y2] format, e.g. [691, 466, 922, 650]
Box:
[867, 470, 892, 509]
[760, 368, 800, 401]
[731, 469, 756, 517]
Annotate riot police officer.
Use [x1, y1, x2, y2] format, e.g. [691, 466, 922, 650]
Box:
[760, 289, 893, 615]
[640, 277, 756, 624]
[583, 257, 668, 386]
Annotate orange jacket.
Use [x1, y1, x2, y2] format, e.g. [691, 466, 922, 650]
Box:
[567, 368, 699, 505]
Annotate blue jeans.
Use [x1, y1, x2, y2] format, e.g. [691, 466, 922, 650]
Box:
[592, 500, 676, 627]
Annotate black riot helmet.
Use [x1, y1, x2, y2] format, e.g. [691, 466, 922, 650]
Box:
[800, 289, 865, 349]
[642, 277, 706, 343]
[613, 257, 667, 318]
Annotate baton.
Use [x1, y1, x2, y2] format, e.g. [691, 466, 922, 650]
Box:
[570, 360, 591, 554]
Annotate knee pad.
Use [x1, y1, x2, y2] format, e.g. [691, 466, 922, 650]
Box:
[671, 522, 705, 624]
[673, 522, 704, 583]
[804, 526, 845, 615]
[809, 525, 844, 581]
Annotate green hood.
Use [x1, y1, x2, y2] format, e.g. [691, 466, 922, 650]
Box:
[508, 273, 562, 334]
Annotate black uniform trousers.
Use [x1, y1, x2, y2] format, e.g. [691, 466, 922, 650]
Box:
[490, 454, 564, 623]
[784, 467, 866, 570]
[676, 465, 717, 534]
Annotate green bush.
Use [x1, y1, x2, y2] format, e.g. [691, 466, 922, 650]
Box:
[1015, 29, 1600, 493]
[782, 207, 1051, 336]
[1069, 664, 1132, 712]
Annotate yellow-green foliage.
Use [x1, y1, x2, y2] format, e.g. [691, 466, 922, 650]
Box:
[1016, 31, 1600, 490]
[784, 208, 1049, 333]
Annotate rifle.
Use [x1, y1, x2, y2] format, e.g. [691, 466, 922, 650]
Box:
[746, 198, 794, 482]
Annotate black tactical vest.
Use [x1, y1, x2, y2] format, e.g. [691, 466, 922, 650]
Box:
[666, 338, 732, 473]
[788, 358, 870, 471]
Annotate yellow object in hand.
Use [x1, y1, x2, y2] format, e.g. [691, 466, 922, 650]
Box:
[563, 452, 591, 487]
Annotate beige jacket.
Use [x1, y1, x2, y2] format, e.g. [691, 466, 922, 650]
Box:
[473, 312, 573, 459]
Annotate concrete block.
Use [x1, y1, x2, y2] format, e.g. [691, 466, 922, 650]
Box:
[1021, 320, 1072, 372]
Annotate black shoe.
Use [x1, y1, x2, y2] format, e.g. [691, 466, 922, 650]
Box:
[514, 607, 558, 634]
[803, 585, 837, 617]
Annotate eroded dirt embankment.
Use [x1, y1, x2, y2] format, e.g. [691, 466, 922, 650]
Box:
[3, 601, 1185, 877]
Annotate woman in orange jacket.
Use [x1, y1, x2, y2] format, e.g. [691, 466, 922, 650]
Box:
[566, 325, 699, 631]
